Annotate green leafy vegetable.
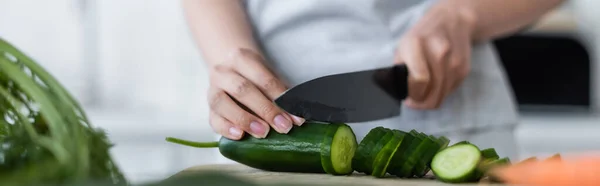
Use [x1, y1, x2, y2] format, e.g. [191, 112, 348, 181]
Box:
[0, 38, 127, 186]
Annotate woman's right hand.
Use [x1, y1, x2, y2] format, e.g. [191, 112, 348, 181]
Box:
[207, 48, 305, 140]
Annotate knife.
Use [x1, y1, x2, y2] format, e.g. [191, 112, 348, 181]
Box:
[274, 64, 410, 123]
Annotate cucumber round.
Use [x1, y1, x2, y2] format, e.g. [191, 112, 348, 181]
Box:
[481, 148, 500, 160]
[451, 141, 471, 146]
[413, 134, 442, 178]
[431, 143, 482, 183]
[165, 122, 358, 175]
[396, 130, 434, 178]
[352, 127, 386, 174]
[371, 130, 407, 178]
[363, 128, 394, 175]
[385, 129, 416, 175]
[389, 131, 423, 177]
[326, 124, 358, 175]
[320, 123, 358, 175]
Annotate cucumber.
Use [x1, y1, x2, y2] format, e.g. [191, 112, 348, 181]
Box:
[431, 143, 482, 183]
[165, 122, 358, 175]
[417, 135, 452, 178]
[371, 130, 407, 178]
[437, 136, 450, 149]
[481, 148, 500, 160]
[352, 127, 386, 174]
[389, 131, 423, 177]
[452, 141, 471, 146]
[363, 128, 394, 175]
[396, 130, 435, 178]
[385, 130, 416, 175]
[320, 123, 359, 175]
[412, 133, 441, 178]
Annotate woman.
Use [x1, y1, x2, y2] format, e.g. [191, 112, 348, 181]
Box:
[182, 0, 566, 161]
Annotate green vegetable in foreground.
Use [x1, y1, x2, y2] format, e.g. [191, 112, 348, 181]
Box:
[0, 38, 127, 185]
[166, 122, 359, 175]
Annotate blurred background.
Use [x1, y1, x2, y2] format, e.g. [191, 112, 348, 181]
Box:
[1, 0, 600, 184]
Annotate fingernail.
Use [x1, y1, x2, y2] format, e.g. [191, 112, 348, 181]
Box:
[274, 115, 293, 133]
[250, 121, 267, 137]
[291, 115, 305, 125]
[229, 127, 243, 138]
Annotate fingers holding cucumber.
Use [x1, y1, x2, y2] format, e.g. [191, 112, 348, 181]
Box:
[206, 48, 305, 140]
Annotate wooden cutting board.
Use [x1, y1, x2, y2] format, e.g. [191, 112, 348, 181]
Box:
[173, 164, 506, 186]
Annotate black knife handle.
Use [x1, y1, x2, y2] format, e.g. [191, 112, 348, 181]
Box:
[373, 64, 409, 102]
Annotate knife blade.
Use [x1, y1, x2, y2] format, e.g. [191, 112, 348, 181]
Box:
[274, 64, 409, 123]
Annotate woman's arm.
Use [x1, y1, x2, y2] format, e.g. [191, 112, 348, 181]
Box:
[448, 0, 567, 42]
[181, 0, 262, 65]
[181, 0, 304, 139]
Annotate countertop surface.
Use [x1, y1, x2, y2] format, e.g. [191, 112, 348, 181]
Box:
[173, 164, 505, 186]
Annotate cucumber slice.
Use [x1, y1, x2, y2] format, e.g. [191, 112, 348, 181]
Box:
[396, 130, 435, 178]
[431, 143, 482, 183]
[321, 123, 358, 175]
[413, 134, 442, 178]
[352, 127, 386, 173]
[438, 136, 450, 149]
[481, 148, 500, 160]
[363, 128, 394, 175]
[452, 141, 471, 146]
[385, 130, 416, 175]
[320, 124, 340, 175]
[389, 131, 422, 177]
[418, 135, 451, 177]
[371, 130, 407, 178]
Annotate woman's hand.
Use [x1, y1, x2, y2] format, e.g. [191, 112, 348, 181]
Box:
[395, 1, 477, 109]
[207, 48, 305, 140]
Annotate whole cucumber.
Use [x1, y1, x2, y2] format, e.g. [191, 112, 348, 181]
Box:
[166, 122, 358, 175]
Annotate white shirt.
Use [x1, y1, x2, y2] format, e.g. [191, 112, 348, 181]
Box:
[243, 0, 519, 140]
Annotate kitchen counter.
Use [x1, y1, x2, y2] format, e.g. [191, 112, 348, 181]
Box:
[173, 164, 504, 186]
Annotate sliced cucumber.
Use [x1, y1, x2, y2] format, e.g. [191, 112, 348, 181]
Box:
[452, 141, 471, 146]
[389, 131, 423, 177]
[363, 128, 394, 175]
[481, 148, 500, 160]
[431, 143, 482, 183]
[396, 130, 436, 178]
[321, 124, 341, 175]
[413, 134, 442, 177]
[352, 127, 386, 174]
[385, 130, 416, 175]
[437, 136, 450, 150]
[321, 123, 358, 175]
[418, 135, 451, 177]
[371, 130, 407, 178]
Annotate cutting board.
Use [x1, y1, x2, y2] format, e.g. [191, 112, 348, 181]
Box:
[172, 164, 506, 186]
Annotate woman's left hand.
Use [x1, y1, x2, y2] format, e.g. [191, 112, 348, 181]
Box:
[395, 0, 477, 110]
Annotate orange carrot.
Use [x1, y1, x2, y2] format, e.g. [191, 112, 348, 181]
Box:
[489, 155, 600, 186]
